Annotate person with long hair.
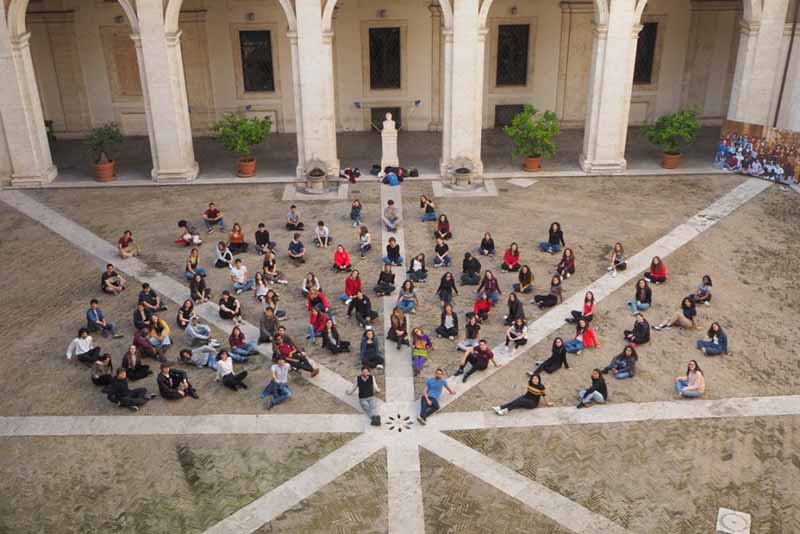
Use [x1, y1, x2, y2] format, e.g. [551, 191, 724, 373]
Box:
[512, 265, 534, 294]
[121, 345, 151, 381]
[501, 242, 521, 272]
[576, 369, 607, 408]
[419, 195, 437, 222]
[148, 314, 172, 352]
[185, 247, 206, 280]
[375, 264, 396, 296]
[306, 287, 332, 319]
[333, 244, 353, 272]
[397, 280, 419, 314]
[477, 270, 501, 305]
[263, 289, 285, 319]
[643, 256, 668, 284]
[411, 327, 433, 376]
[689, 275, 713, 306]
[566, 291, 595, 324]
[607, 242, 626, 278]
[215, 350, 249, 391]
[350, 199, 363, 227]
[358, 226, 372, 258]
[457, 315, 481, 352]
[383, 236, 403, 266]
[360, 329, 384, 369]
[628, 279, 652, 314]
[176, 299, 195, 329]
[387, 307, 409, 349]
[479, 232, 496, 256]
[254, 272, 270, 302]
[470, 292, 492, 322]
[530, 337, 568, 375]
[228, 223, 249, 254]
[653, 297, 698, 331]
[675, 360, 705, 398]
[538, 222, 565, 254]
[433, 237, 452, 267]
[307, 307, 327, 345]
[341, 270, 362, 304]
[492, 374, 552, 415]
[261, 250, 287, 285]
[407, 253, 428, 282]
[435, 214, 452, 240]
[564, 319, 599, 354]
[555, 248, 576, 280]
[301, 272, 322, 297]
[214, 241, 233, 268]
[229, 326, 258, 360]
[532, 276, 563, 309]
[461, 252, 482, 285]
[436, 271, 459, 306]
[623, 313, 650, 346]
[601, 345, 638, 379]
[504, 292, 526, 326]
[504, 318, 528, 349]
[322, 318, 351, 354]
[435, 303, 459, 340]
[696, 322, 728, 356]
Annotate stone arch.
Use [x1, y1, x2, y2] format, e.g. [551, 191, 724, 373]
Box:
[634, 0, 648, 25]
[742, 0, 760, 22]
[593, 0, 610, 26]
[477, 0, 494, 30]
[277, 0, 297, 32]
[438, 0, 453, 30]
[164, 0, 182, 34]
[321, 0, 336, 33]
[7, 0, 138, 37]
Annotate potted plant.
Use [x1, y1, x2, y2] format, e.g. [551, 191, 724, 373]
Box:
[211, 113, 272, 177]
[645, 109, 700, 169]
[85, 122, 123, 182]
[502, 105, 560, 172]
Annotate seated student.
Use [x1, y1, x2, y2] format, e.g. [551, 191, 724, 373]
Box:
[419, 195, 437, 222]
[689, 275, 713, 306]
[492, 374, 553, 415]
[435, 214, 452, 240]
[675, 360, 705, 398]
[643, 256, 668, 284]
[301, 272, 322, 297]
[504, 318, 528, 349]
[101, 263, 126, 295]
[254, 272, 269, 303]
[341, 270, 362, 304]
[479, 232, 496, 256]
[512, 265, 534, 294]
[602, 345, 638, 379]
[215, 350, 249, 391]
[157, 362, 199, 400]
[148, 314, 172, 351]
[262, 357, 292, 410]
[653, 297, 698, 331]
[564, 319, 599, 354]
[477, 271, 501, 305]
[176, 220, 202, 247]
[66, 328, 101, 365]
[307, 308, 327, 345]
[461, 252, 482, 285]
[407, 253, 428, 283]
[697, 322, 728, 356]
[179, 345, 219, 371]
[530, 337, 568, 375]
[229, 326, 258, 360]
[607, 242, 626, 277]
[532, 276, 563, 309]
[383, 236, 403, 266]
[358, 226, 372, 258]
[411, 327, 433, 376]
[539, 222, 565, 254]
[457, 315, 481, 352]
[375, 264, 396, 296]
[306, 287, 333, 320]
[218, 290, 242, 324]
[566, 291, 595, 324]
[254, 223, 277, 255]
[117, 230, 141, 259]
[121, 345, 152, 381]
[190, 274, 211, 304]
[313, 221, 333, 248]
[360, 329, 384, 369]
[185, 316, 212, 347]
[273, 335, 319, 377]
[555, 248, 576, 280]
[383, 199, 401, 232]
[501, 243, 521, 272]
[321, 319, 350, 354]
[348, 290, 379, 327]
[286, 204, 304, 231]
[134, 327, 160, 360]
[176, 299, 195, 329]
[139, 283, 167, 313]
[437, 272, 459, 306]
[106, 368, 155, 411]
[258, 308, 278, 344]
[576, 369, 607, 408]
[454, 339, 500, 383]
[624, 313, 651, 346]
[333, 245, 352, 272]
[350, 199, 363, 227]
[202, 202, 225, 233]
[86, 299, 122, 338]
[435, 304, 459, 340]
[469, 292, 493, 322]
[230, 258, 255, 295]
[396, 280, 419, 314]
[287, 233, 306, 265]
[185, 248, 207, 281]
[417, 368, 455, 425]
[628, 279, 652, 314]
[504, 293, 526, 326]
[90, 354, 114, 387]
[214, 241, 234, 269]
[387, 307, 409, 349]
[433, 237, 451, 267]
[227, 223, 249, 255]
[262, 251, 288, 285]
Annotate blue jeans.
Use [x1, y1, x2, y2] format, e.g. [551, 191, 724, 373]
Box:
[675, 378, 703, 397]
[696, 340, 723, 355]
[149, 336, 172, 347]
[629, 300, 651, 314]
[512, 283, 533, 293]
[565, 339, 584, 353]
[487, 291, 500, 305]
[538, 242, 561, 253]
[433, 256, 451, 267]
[479, 247, 495, 256]
[383, 255, 403, 265]
[398, 300, 416, 313]
[308, 325, 320, 343]
[384, 219, 399, 232]
[360, 243, 371, 257]
[421, 212, 437, 222]
[578, 390, 605, 404]
[614, 371, 632, 379]
[420, 396, 440, 419]
[234, 279, 255, 292]
[339, 292, 353, 303]
[204, 218, 225, 231]
[350, 212, 362, 225]
[184, 267, 207, 280]
[231, 343, 255, 358]
[229, 351, 248, 362]
[257, 241, 277, 254]
[261, 380, 291, 405]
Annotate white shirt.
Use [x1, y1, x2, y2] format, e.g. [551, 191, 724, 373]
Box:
[315, 226, 330, 240]
[216, 357, 234, 380]
[230, 265, 248, 284]
[66, 336, 94, 359]
[271, 363, 289, 384]
[255, 282, 268, 298]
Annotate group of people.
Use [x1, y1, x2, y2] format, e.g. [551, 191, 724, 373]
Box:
[715, 131, 800, 184]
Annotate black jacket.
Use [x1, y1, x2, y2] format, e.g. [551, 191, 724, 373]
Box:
[632, 320, 650, 344]
[106, 378, 132, 402]
[348, 296, 374, 317]
[157, 372, 184, 400]
[540, 346, 568, 373]
[462, 257, 482, 274]
[507, 299, 526, 322]
[583, 377, 608, 400]
[439, 311, 459, 331]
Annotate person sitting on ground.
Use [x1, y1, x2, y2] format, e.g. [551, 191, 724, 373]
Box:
[697, 322, 728, 356]
[564, 319, 599, 354]
[185, 248, 206, 281]
[214, 241, 234, 269]
[566, 291, 595, 324]
[375, 264, 396, 296]
[254, 272, 269, 303]
[254, 223, 277, 255]
[501, 242, 521, 272]
[624, 313, 651, 346]
[383, 236, 403, 266]
[383, 199, 401, 232]
[493, 373, 553, 415]
[229, 325, 258, 360]
[350, 199, 363, 227]
[307, 307, 327, 345]
[176, 299, 195, 329]
[287, 233, 306, 265]
[504, 293, 526, 326]
[262, 356, 291, 410]
[139, 283, 167, 313]
[190, 274, 211, 304]
[477, 270, 501, 305]
[273, 334, 320, 376]
[341, 270, 362, 304]
[576, 368, 607, 408]
[411, 327, 433, 376]
[407, 253, 428, 282]
[461, 252, 482, 286]
[643, 256, 668, 284]
[358, 226, 372, 258]
[435, 303, 459, 340]
[479, 232, 496, 256]
[504, 318, 528, 350]
[348, 290, 379, 328]
[387, 307, 409, 349]
[86, 299, 123, 339]
[654, 297, 698, 331]
[454, 339, 500, 383]
[333, 244, 352, 272]
[91, 353, 114, 387]
[306, 286, 333, 319]
[322, 319, 350, 354]
[396, 280, 418, 314]
[436, 272, 458, 306]
[66, 328, 101, 365]
[157, 362, 199, 400]
[419, 195, 437, 222]
[148, 314, 172, 352]
[107, 368, 155, 411]
[117, 230, 141, 258]
[218, 290, 242, 324]
[435, 214, 452, 240]
[602, 345, 638, 379]
[608, 242, 626, 277]
[628, 278, 652, 315]
[134, 327, 160, 360]
[457, 315, 481, 352]
[469, 292, 492, 323]
[347, 367, 381, 420]
[539, 222, 565, 254]
[512, 265, 534, 294]
[286, 205, 304, 231]
[314, 220, 333, 248]
[433, 237, 451, 267]
[675, 360, 705, 398]
[417, 368, 455, 425]
[202, 202, 225, 233]
[360, 328, 384, 369]
[689, 275, 713, 306]
[176, 220, 202, 246]
[121, 344, 152, 381]
[227, 223, 248, 254]
[230, 258, 255, 295]
[555, 248, 576, 280]
[258, 308, 278, 344]
[215, 350, 248, 390]
[530, 337, 568, 375]
[262, 251, 287, 285]
[301, 272, 322, 297]
[178, 344, 219, 370]
[101, 263, 126, 295]
[532, 276, 563, 309]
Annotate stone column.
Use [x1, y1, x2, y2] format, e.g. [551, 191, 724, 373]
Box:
[728, 0, 790, 126]
[439, 29, 454, 176]
[287, 31, 306, 179]
[579, 2, 641, 174]
[134, 0, 198, 182]
[429, 5, 443, 131]
[0, 18, 57, 185]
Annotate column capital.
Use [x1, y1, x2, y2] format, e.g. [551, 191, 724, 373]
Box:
[632, 23, 643, 39]
[287, 31, 298, 43]
[429, 4, 442, 17]
[9, 32, 32, 50]
[322, 31, 334, 45]
[477, 27, 489, 42]
[166, 31, 183, 46]
[443, 29, 454, 42]
[738, 18, 760, 36]
[592, 23, 609, 39]
[130, 33, 142, 47]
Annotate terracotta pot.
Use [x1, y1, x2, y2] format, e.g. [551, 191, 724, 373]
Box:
[237, 157, 256, 177]
[523, 155, 542, 172]
[94, 160, 116, 182]
[661, 152, 682, 169]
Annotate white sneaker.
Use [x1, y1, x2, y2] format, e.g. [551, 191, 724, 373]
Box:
[236, 289, 243, 295]
[499, 408, 509, 416]
[376, 364, 384, 370]
[492, 406, 502, 415]
[704, 301, 710, 306]
[611, 271, 617, 278]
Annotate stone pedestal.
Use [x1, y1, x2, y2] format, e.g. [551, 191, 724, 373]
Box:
[381, 113, 399, 170]
[304, 166, 329, 195]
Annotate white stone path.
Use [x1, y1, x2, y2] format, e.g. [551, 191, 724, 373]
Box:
[0, 178, 786, 534]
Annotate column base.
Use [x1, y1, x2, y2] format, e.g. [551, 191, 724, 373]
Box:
[578, 155, 627, 174]
[439, 158, 484, 179]
[151, 161, 199, 183]
[10, 165, 58, 187]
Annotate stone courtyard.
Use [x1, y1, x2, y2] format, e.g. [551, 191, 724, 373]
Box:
[1, 173, 799, 534]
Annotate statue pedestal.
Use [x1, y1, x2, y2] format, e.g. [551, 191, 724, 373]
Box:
[380, 113, 399, 170]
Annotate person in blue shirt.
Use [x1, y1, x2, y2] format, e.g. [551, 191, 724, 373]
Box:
[417, 368, 455, 425]
[86, 299, 123, 338]
[696, 322, 729, 356]
[287, 233, 306, 265]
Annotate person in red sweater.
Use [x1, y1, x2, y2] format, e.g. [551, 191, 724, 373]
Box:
[333, 245, 352, 272]
[566, 291, 595, 324]
[501, 242, 521, 272]
[307, 308, 327, 345]
[564, 319, 599, 354]
[340, 270, 362, 305]
[470, 292, 492, 322]
[555, 248, 576, 280]
[644, 256, 668, 284]
[307, 287, 334, 323]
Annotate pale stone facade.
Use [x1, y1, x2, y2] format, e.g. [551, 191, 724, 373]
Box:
[0, 0, 798, 183]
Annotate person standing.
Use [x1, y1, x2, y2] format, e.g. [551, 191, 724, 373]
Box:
[347, 367, 381, 422]
[417, 368, 455, 425]
[262, 357, 292, 409]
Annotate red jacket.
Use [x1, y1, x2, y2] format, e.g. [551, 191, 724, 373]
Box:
[334, 249, 351, 268]
[307, 291, 331, 311]
[502, 249, 519, 268]
[583, 302, 595, 317]
[650, 262, 668, 278]
[344, 277, 362, 297]
[473, 298, 492, 316]
[309, 311, 327, 334]
[579, 326, 599, 348]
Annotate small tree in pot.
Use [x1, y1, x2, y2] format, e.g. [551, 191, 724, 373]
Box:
[85, 122, 123, 182]
[503, 105, 560, 172]
[211, 113, 272, 177]
[645, 109, 700, 169]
